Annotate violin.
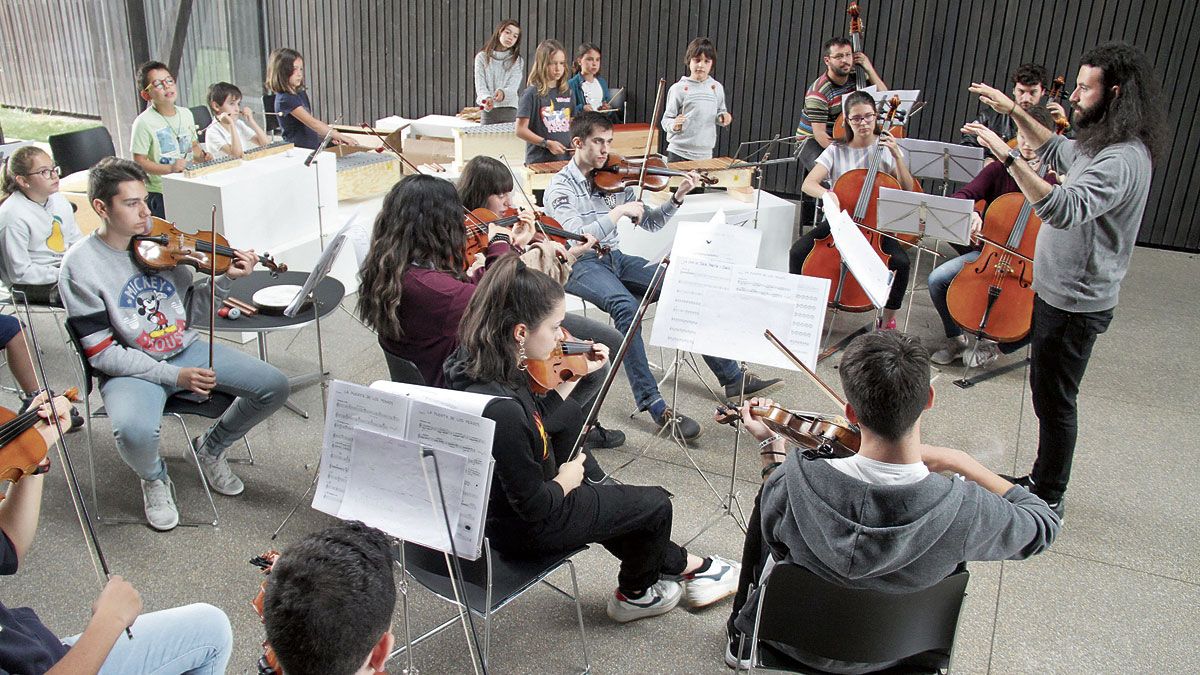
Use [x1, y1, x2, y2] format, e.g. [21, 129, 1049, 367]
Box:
[468, 208, 610, 256]
[802, 96, 920, 312]
[0, 389, 79, 496]
[715, 402, 860, 459]
[590, 153, 718, 194]
[526, 328, 602, 395]
[132, 217, 287, 277]
[945, 190, 1042, 342]
[250, 550, 285, 675]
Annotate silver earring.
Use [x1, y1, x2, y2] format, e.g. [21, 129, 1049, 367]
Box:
[518, 338, 527, 370]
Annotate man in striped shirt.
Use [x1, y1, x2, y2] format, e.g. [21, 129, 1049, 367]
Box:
[795, 37, 888, 168]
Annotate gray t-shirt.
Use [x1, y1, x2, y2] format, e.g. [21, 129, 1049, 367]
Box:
[517, 86, 573, 164]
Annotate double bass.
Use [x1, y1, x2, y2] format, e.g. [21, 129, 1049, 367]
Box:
[830, 1, 868, 143]
[944, 187, 1043, 343]
[801, 97, 917, 312]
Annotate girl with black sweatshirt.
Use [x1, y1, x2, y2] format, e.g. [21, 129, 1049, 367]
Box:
[443, 255, 739, 623]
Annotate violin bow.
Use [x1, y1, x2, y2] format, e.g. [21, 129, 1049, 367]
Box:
[208, 205, 217, 371]
[763, 329, 847, 409]
[14, 292, 133, 639]
[362, 123, 489, 230]
[636, 78, 668, 204]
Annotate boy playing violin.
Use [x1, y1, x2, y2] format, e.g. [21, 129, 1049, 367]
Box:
[722, 331, 1060, 670]
[545, 112, 781, 440]
[58, 158, 288, 531]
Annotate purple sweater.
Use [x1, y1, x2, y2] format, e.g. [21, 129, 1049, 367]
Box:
[379, 241, 510, 387]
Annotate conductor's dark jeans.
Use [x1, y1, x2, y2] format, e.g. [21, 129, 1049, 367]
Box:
[1028, 294, 1113, 500]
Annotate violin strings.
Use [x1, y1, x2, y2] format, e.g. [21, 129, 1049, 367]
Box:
[0, 408, 47, 447]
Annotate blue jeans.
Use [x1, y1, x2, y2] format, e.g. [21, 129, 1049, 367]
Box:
[564, 250, 741, 410]
[100, 340, 290, 481]
[928, 251, 1029, 354]
[63, 602, 232, 674]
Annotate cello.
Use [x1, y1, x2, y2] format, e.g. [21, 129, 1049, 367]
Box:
[944, 189, 1042, 343]
[801, 96, 912, 312]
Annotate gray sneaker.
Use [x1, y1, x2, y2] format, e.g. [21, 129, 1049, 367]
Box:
[141, 477, 179, 531]
[930, 335, 968, 365]
[196, 447, 245, 496]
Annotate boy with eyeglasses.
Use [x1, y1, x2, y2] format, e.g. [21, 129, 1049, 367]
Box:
[130, 61, 211, 218]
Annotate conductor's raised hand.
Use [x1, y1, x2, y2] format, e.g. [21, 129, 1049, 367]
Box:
[961, 122, 1009, 161]
[969, 82, 1017, 115]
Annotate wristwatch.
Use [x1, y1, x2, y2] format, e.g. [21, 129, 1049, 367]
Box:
[1004, 148, 1021, 169]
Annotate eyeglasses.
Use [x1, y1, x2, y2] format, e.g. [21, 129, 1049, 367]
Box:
[24, 166, 62, 179]
[848, 114, 877, 124]
[143, 77, 176, 91]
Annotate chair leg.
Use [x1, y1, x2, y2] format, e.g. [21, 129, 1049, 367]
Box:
[228, 436, 255, 465]
[175, 415, 220, 527]
[565, 559, 592, 674]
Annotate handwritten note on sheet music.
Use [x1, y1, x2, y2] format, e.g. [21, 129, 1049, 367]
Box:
[313, 380, 409, 515]
[337, 428, 467, 551]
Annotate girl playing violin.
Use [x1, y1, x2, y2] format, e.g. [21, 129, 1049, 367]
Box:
[788, 90, 915, 330]
[443, 255, 740, 623]
[58, 158, 289, 531]
[357, 174, 527, 388]
[458, 156, 624, 450]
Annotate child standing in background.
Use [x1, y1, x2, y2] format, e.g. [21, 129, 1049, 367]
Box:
[204, 82, 269, 159]
[265, 47, 352, 149]
[474, 20, 525, 124]
[661, 38, 733, 161]
[568, 43, 611, 114]
[516, 39, 574, 166]
[130, 60, 211, 218]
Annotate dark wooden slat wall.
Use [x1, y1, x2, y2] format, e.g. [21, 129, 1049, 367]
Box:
[262, 0, 1200, 252]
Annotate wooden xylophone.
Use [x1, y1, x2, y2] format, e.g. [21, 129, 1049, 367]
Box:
[335, 151, 402, 201]
[182, 141, 295, 178]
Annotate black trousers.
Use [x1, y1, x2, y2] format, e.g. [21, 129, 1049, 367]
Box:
[1028, 294, 1113, 500]
[727, 489, 767, 637]
[490, 482, 688, 593]
[788, 222, 911, 310]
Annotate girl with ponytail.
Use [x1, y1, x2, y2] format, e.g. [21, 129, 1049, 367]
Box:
[0, 146, 84, 303]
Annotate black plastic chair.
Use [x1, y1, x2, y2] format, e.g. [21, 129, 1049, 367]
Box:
[262, 94, 279, 135]
[393, 539, 590, 672]
[47, 126, 116, 177]
[190, 105, 213, 143]
[745, 564, 970, 674]
[382, 348, 426, 386]
[65, 318, 254, 527]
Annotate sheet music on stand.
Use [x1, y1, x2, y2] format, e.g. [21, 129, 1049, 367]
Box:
[284, 213, 358, 317]
[897, 138, 985, 184]
[648, 212, 830, 370]
[861, 86, 922, 116]
[876, 187, 976, 246]
[312, 380, 498, 560]
[823, 194, 894, 310]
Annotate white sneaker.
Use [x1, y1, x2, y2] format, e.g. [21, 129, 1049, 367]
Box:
[684, 555, 741, 608]
[606, 579, 683, 623]
[141, 477, 179, 531]
[930, 335, 968, 365]
[965, 339, 1001, 368]
[196, 446, 245, 496]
